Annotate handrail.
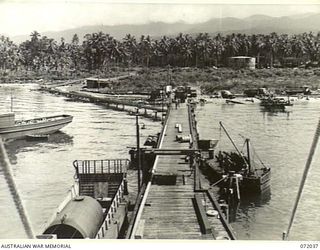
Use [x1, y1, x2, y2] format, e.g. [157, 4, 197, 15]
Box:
[187, 103, 202, 191]
[73, 159, 130, 175]
[156, 105, 171, 148]
[96, 179, 125, 239]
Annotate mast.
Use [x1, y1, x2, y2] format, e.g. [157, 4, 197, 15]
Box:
[219, 121, 250, 169]
[246, 139, 251, 174]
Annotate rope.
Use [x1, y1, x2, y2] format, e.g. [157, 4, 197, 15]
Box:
[250, 143, 268, 169]
[0, 139, 34, 239]
[209, 176, 227, 188]
[284, 117, 320, 240]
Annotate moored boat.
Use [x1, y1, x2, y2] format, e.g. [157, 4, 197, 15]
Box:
[0, 113, 73, 140]
[208, 122, 271, 196]
[260, 96, 293, 110]
[38, 159, 130, 239]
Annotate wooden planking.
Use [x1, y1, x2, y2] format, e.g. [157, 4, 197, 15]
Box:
[137, 103, 205, 239]
[131, 102, 235, 240]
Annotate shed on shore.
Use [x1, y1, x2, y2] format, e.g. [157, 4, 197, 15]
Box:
[228, 56, 256, 69]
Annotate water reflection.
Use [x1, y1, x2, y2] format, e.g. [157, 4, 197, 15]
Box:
[260, 108, 292, 118]
[5, 132, 74, 164]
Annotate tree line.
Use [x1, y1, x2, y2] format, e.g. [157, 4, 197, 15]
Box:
[1, 31, 320, 73]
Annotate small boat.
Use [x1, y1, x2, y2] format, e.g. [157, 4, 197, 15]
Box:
[260, 97, 293, 110]
[199, 98, 207, 105]
[226, 99, 245, 105]
[38, 159, 130, 239]
[221, 90, 235, 99]
[0, 113, 73, 140]
[285, 86, 311, 96]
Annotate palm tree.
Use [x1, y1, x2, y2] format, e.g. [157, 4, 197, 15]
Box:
[138, 35, 153, 68]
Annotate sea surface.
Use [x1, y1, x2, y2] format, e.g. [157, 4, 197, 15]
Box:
[0, 84, 319, 240]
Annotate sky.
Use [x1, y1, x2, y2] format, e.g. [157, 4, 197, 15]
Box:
[0, 0, 320, 36]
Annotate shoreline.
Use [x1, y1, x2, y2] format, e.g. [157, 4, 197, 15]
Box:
[1, 67, 320, 95]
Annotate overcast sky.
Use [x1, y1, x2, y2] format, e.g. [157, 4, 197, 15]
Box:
[1, 0, 320, 36]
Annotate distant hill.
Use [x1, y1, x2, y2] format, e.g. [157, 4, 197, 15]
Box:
[11, 12, 320, 43]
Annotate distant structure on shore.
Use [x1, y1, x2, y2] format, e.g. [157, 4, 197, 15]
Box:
[86, 78, 111, 88]
[228, 56, 256, 70]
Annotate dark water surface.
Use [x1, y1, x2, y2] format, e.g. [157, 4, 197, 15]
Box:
[0, 84, 319, 240]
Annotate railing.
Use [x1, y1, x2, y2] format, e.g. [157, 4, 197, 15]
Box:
[95, 179, 125, 239]
[187, 103, 202, 191]
[73, 159, 130, 176]
[156, 104, 171, 148]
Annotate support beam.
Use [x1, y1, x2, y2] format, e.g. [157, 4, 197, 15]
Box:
[141, 148, 201, 156]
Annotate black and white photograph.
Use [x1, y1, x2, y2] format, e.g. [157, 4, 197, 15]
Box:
[0, 0, 320, 245]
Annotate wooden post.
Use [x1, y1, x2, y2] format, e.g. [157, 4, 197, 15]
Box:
[136, 115, 141, 193]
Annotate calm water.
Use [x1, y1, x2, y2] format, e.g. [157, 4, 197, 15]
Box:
[0, 84, 160, 238]
[0, 84, 319, 240]
[196, 98, 320, 240]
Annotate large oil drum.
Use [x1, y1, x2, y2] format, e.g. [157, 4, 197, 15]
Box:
[43, 196, 103, 238]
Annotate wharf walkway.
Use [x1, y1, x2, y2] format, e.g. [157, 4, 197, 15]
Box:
[129, 102, 236, 240]
[41, 86, 166, 120]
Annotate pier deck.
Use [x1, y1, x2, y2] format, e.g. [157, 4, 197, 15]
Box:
[130, 103, 235, 240]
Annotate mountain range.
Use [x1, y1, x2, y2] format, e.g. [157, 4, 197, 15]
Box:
[11, 12, 320, 43]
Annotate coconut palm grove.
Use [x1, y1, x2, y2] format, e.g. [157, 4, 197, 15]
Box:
[1, 31, 320, 94]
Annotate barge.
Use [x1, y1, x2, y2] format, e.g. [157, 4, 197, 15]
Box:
[39, 159, 130, 239]
[206, 122, 271, 197]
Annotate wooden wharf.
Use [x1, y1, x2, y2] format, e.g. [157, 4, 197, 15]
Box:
[128, 102, 236, 240]
[41, 86, 166, 120]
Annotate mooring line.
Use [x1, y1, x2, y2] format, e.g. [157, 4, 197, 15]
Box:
[0, 138, 34, 238]
[284, 117, 320, 240]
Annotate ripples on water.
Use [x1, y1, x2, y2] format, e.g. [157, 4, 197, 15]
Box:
[0, 85, 320, 240]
